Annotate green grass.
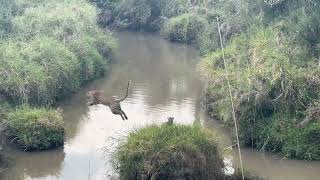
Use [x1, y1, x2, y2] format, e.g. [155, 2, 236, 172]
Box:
[5, 106, 64, 151]
[112, 123, 225, 179]
[0, 0, 117, 152]
[200, 27, 320, 160]
[161, 13, 213, 53]
[0, 0, 117, 106]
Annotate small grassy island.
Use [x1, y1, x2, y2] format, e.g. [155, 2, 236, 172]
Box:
[112, 123, 261, 179]
[5, 106, 64, 151]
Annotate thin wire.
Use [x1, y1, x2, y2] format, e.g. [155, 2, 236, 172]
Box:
[216, 16, 245, 180]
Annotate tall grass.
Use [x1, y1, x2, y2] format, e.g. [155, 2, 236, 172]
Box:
[199, 27, 320, 160]
[5, 106, 64, 151]
[112, 123, 225, 179]
[0, 0, 117, 105]
[0, 0, 117, 151]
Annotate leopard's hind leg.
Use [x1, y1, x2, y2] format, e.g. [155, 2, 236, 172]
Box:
[121, 110, 128, 120]
[119, 113, 125, 120]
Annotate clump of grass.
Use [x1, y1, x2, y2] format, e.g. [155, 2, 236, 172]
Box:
[112, 123, 225, 179]
[5, 106, 64, 151]
[161, 13, 212, 53]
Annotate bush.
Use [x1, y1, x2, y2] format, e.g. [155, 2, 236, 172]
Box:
[162, 13, 207, 44]
[112, 123, 225, 179]
[162, 13, 213, 53]
[5, 106, 64, 151]
[282, 121, 320, 160]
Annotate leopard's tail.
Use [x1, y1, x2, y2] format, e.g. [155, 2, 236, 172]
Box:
[117, 80, 131, 103]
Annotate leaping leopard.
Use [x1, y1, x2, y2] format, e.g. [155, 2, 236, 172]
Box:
[86, 80, 131, 120]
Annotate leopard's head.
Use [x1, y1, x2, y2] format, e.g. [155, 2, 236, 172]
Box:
[86, 90, 103, 106]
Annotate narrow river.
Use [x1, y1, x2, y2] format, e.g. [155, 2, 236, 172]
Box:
[2, 32, 320, 180]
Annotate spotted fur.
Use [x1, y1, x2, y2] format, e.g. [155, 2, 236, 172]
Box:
[86, 81, 130, 120]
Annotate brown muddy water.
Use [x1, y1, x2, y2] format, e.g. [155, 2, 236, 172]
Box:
[1, 32, 320, 180]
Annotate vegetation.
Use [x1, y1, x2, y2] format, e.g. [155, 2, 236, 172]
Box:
[0, 0, 117, 105]
[199, 27, 320, 160]
[91, 0, 260, 52]
[5, 106, 64, 151]
[198, 3, 320, 160]
[0, 0, 117, 150]
[161, 13, 212, 54]
[112, 123, 263, 179]
[112, 123, 225, 179]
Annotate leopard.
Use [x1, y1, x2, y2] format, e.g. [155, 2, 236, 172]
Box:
[86, 80, 131, 120]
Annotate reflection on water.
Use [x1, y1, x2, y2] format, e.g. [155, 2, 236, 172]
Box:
[2, 32, 320, 180]
[2, 148, 65, 180]
[204, 113, 320, 180]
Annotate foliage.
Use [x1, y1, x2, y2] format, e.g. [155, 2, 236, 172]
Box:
[12, 0, 98, 40]
[0, 0, 117, 152]
[112, 123, 225, 179]
[0, 0, 117, 105]
[199, 27, 320, 160]
[161, 13, 214, 53]
[0, 37, 79, 105]
[92, 0, 193, 31]
[5, 106, 64, 151]
[0, 0, 17, 39]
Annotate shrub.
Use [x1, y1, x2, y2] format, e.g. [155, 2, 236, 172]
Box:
[162, 13, 212, 53]
[5, 106, 64, 151]
[282, 121, 320, 160]
[162, 13, 207, 43]
[112, 123, 225, 179]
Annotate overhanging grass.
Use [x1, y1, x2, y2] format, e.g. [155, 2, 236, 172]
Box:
[0, 0, 117, 106]
[112, 123, 225, 179]
[5, 106, 64, 151]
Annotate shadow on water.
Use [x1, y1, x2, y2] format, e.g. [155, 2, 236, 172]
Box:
[1, 31, 320, 180]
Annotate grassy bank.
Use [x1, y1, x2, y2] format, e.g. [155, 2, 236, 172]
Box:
[0, 0, 117, 150]
[199, 27, 320, 160]
[0, 0, 117, 105]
